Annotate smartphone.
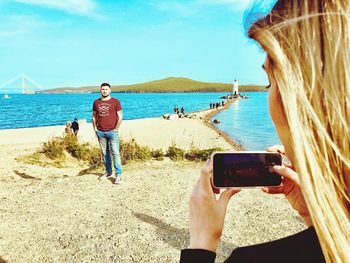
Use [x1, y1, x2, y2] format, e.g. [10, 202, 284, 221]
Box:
[212, 152, 282, 188]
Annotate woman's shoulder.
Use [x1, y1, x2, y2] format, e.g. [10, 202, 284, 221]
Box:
[228, 228, 325, 263]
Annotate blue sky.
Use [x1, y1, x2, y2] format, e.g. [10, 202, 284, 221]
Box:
[0, 0, 269, 90]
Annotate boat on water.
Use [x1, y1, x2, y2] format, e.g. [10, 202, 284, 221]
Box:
[2, 94, 10, 99]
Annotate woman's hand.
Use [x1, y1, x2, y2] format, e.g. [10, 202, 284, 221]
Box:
[188, 160, 240, 252]
[265, 145, 312, 226]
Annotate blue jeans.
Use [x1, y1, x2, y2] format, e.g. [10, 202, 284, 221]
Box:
[96, 130, 122, 175]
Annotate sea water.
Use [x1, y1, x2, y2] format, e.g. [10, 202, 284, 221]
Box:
[0, 92, 280, 149]
[212, 92, 280, 150]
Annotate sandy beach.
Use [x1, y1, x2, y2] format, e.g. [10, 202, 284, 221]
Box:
[0, 109, 233, 150]
[0, 109, 306, 263]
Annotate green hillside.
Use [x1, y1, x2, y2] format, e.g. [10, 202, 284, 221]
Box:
[45, 77, 266, 93]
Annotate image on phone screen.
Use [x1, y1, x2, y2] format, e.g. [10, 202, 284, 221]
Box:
[213, 152, 282, 187]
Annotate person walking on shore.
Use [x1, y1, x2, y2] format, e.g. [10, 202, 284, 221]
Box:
[65, 121, 72, 134]
[92, 83, 123, 184]
[71, 118, 79, 136]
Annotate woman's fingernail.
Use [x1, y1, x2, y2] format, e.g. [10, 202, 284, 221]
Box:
[273, 165, 282, 170]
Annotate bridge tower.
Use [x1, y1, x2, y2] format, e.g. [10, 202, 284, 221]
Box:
[0, 74, 44, 94]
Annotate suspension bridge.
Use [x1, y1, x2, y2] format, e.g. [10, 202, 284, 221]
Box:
[0, 74, 44, 94]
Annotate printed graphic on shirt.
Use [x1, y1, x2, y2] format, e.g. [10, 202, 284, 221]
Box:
[98, 102, 112, 117]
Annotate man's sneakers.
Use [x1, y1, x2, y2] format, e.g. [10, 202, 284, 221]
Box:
[99, 173, 122, 185]
[114, 174, 122, 184]
[99, 173, 114, 180]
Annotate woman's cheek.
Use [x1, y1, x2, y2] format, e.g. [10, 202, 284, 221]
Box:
[268, 84, 280, 126]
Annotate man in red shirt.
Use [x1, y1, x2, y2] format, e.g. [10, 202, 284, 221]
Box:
[92, 83, 123, 184]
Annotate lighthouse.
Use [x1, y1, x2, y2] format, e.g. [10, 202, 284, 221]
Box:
[233, 79, 239, 95]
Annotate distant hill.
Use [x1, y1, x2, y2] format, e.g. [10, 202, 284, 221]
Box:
[44, 77, 266, 93]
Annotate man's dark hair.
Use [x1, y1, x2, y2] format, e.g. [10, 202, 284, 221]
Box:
[100, 82, 111, 88]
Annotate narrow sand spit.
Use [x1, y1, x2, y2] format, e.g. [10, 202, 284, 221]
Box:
[0, 110, 305, 263]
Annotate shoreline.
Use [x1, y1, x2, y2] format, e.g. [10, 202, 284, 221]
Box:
[202, 100, 244, 150]
[0, 104, 242, 151]
[0, 112, 234, 152]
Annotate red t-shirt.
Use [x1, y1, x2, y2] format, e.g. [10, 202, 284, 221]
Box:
[93, 97, 122, 132]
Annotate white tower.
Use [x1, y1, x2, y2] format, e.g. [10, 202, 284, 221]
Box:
[233, 79, 239, 95]
[0, 74, 43, 94]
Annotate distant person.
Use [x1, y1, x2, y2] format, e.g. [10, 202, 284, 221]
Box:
[92, 82, 123, 184]
[71, 118, 79, 136]
[180, 107, 184, 114]
[210, 103, 213, 109]
[65, 121, 72, 134]
[221, 101, 224, 107]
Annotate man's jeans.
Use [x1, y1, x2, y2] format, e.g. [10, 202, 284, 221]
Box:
[96, 130, 122, 175]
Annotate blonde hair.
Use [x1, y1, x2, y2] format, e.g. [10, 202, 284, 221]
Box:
[247, 0, 350, 261]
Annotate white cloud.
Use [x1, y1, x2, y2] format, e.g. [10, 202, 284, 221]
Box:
[0, 14, 72, 38]
[151, 0, 253, 17]
[197, 0, 253, 11]
[11, 0, 98, 17]
[151, 1, 199, 17]
[0, 15, 43, 37]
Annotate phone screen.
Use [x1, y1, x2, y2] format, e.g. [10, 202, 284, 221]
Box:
[213, 152, 282, 187]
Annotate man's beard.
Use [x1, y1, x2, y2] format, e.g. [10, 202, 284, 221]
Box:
[101, 93, 109, 98]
